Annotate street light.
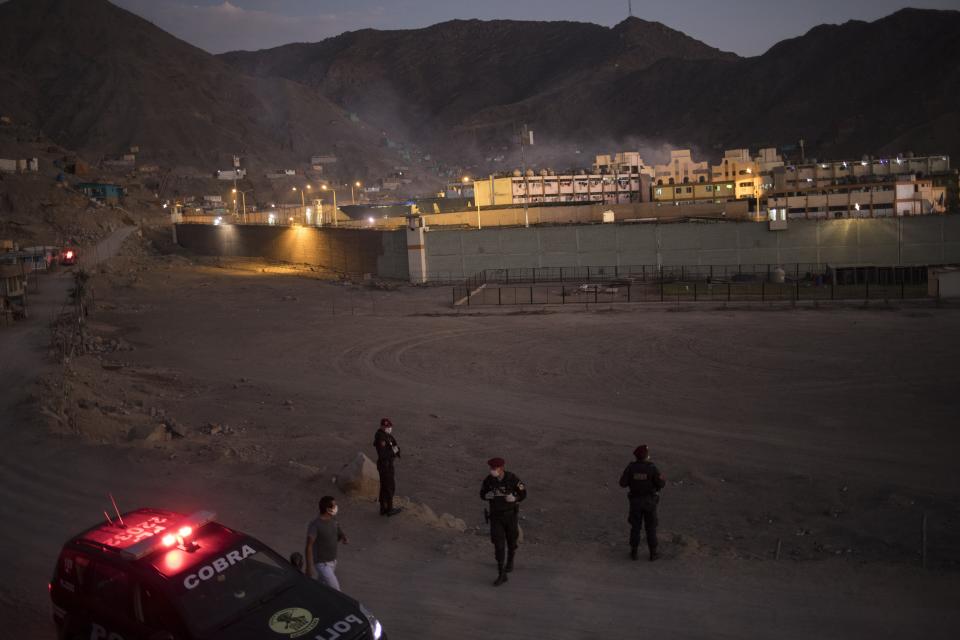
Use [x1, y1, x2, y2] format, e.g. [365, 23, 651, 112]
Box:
[304, 185, 314, 225]
[351, 181, 361, 205]
[321, 184, 338, 227]
[231, 187, 252, 219]
[292, 186, 305, 208]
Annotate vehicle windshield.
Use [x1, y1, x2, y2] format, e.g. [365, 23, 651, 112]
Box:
[164, 539, 299, 633]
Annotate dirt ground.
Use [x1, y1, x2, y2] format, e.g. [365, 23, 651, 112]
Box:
[2, 241, 960, 639]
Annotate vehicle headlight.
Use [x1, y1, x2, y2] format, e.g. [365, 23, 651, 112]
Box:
[359, 603, 383, 640]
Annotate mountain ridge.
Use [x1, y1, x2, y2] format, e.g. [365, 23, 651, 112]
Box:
[0, 0, 397, 177]
[0, 0, 957, 175]
[220, 8, 960, 164]
[221, 16, 735, 145]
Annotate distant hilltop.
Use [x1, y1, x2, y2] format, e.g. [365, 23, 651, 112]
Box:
[1, 0, 958, 174]
[220, 9, 960, 165]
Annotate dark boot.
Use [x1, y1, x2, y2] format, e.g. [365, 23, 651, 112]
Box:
[630, 546, 639, 561]
[386, 507, 403, 517]
[505, 552, 515, 573]
[649, 548, 660, 562]
[493, 564, 508, 586]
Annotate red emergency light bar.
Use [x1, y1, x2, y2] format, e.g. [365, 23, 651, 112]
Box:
[121, 511, 215, 560]
[79, 509, 216, 559]
[160, 526, 194, 548]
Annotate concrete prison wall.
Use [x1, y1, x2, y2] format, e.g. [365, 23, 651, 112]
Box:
[175, 224, 408, 279]
[174, 216, 960, 283]
[423, 216, 960, 280]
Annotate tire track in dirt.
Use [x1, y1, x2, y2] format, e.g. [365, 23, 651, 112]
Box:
[320, 319, 797, 468]
[329, 324, 507, 389]
[308, 314, 946, 489]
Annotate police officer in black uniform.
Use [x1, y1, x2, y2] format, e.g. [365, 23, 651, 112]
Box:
[619, 444, 665, 561]
[480, 457, 527, 586]
[373, 418, 403, 516]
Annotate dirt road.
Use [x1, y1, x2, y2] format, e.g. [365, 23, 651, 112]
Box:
[0, 226, 138, 409]
[0, 226, 137, 634]
[1, 248, 958, 639]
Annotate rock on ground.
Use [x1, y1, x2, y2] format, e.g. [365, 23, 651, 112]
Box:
[336, 452, 380, 498]
[127, 422, 170, 443]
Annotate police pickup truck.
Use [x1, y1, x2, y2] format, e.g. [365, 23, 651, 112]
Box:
[50, 508, 385, 640]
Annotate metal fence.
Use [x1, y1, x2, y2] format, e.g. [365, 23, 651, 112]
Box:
[464, 263, 929, 288]
[453, 280, 930, 307]
[473, 264, 818, 285]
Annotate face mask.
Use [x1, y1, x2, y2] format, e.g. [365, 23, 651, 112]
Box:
[489, 469, 501, 478]
[385, 428, 392, 434]
[328, 506, 338, 516]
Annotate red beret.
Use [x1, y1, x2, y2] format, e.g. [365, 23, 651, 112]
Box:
[380, 418, 393, 427]
[634, 445, 649, 459]
[487, 457, 505, 468]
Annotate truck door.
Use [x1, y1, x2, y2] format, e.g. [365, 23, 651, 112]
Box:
[135, 581, 185, 640]
[52, 550, 94, 636]
[84, 561, 140, 639]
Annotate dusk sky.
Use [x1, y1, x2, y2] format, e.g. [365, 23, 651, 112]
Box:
[110, 0, 959, 57]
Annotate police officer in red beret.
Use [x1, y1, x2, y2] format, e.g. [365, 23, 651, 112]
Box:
[619, 444, 665, 561]
[373, 418, 403, 516]
[480, 457, 527, 586]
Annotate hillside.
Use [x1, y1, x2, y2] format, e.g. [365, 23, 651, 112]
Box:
[222, 9, 960, 164]
[221, 17, 734, 153]
[0, 1, 956, 177]
[0, 0, 398, 176]
[586, 8, 960, 159]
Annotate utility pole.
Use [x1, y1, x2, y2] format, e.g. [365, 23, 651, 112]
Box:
[231, 188, 248, 220]
[628, 0, 633, 18]
[322, 184, 338, 226]
[520, 123, 533, 228]
[462, 176, 481, 229]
